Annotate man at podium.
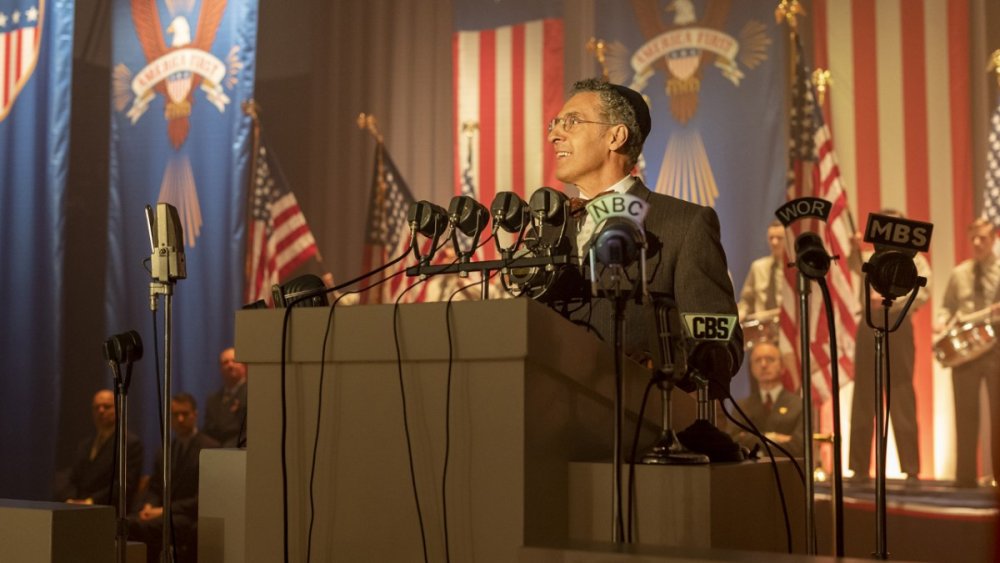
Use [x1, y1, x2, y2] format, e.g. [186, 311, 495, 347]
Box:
[546, 79, 743, 388]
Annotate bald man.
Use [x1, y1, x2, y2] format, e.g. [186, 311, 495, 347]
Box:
[55, 389, 143, 507]
[203, 347, 247, 447]
[729, 342, 803, 458]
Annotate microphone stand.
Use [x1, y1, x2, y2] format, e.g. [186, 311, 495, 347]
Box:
[148, 234, 183, 563]
[796, 271, 817, 555]
[107, 358, 130, 563]
[863, 277, 922, 560]
[150, 280, 175, 563]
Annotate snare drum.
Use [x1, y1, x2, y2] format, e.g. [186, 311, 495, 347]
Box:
[741, 309, 780, 349]
[933, 319, 997, 368]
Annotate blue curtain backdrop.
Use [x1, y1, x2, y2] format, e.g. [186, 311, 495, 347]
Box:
[107, 0, 258, 470]
[0, 0, 74, 499]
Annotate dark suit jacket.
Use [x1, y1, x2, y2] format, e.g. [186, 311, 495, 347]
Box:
[141, 432, 219, 519]
[203, 382, 247, 447]
[730, 388, 804, 457]
[562, 179, 744, 391]
[55, 431, 143, 507]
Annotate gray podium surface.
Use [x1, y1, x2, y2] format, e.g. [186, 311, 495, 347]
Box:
[0, 499, 114, 563]
[235, 299, 693, 563]
[199, 448, 247, 563]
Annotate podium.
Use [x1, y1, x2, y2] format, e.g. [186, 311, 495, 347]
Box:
[235, 299, 690, 563]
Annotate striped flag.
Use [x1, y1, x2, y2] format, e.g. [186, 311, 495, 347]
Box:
[361, 142, 429, 304]
[985, 95, 1000, 229]
[245, 141, 319, 304]
[0, 2, 41, 121]
[453, 18, 564, 216]
[809, 0, 974, 479]
[778, 31, 861, 404]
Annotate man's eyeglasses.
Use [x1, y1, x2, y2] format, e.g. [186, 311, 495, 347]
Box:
[547, 115, 617, 133]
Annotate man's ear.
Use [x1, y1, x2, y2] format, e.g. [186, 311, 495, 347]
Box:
[607, 124, 629, 152]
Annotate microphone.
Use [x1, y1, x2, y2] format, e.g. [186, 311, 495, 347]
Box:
[528, 186, 568, 225]
[146, 203, 187, 283]
[104, 330, 143, 364]
[679, 313, 739, 398]
[272, 274, 330, 308]
[794, 231, 831, 280]
[448, 195, 488, 262]
[407, 200, 448, 238]
[407, 201, 448, 266]
[490, 192, 529, 262]
[448, 195, 488, 237]
[861, 213, 932, 300]
[586, 193, 650, 300]
[490, 191, 529, 234]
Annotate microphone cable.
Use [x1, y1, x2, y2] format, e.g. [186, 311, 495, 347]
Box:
[441, 261, 499, 563]
[718, 396, 796, 554]
[817, 277, 845, 556]
[626, 375, 657, 543]
[304, 269, 411, 563]
[279, 245, 421, 563]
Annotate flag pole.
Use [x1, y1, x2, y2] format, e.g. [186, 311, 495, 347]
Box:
[358, 113, 387, 303]
[242, 100, 262, 302]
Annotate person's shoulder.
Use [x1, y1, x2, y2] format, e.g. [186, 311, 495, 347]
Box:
[632, 180, 710, 224]
[951, 259, 976, 276]
[196, 433, 221, 449]
[750, 255, 773, 269]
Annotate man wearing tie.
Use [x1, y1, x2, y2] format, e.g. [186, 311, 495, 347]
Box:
[55, 389, 143, 507]
[937, 218, 1000, 487]
[729, 341, 803, 457]
[129, 392, 219, 563]
[203, 347, 247, 447]
[737, 220, 786, 321]
[547, 79, 742, 390]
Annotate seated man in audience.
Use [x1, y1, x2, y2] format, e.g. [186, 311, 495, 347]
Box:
[129, 392, 219, 563]
[203, 347, 247, 447]
[54, 389, 143, 508]
[729, 341, 803, 458]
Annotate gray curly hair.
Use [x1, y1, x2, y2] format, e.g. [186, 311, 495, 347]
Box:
[569, 78, 644, 170]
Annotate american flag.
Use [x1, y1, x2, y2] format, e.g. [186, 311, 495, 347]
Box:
[361, 142, 428, 304]
[809, 0, 978, 479]
[778, 31, 861, 403]
[0, 2, 41, 121]
[985, 95, 1000, 229]
[453, 18, 563, 218]
[244, 141, 319, 304]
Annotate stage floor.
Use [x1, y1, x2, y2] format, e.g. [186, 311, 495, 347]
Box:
[814, 479, 997, 562]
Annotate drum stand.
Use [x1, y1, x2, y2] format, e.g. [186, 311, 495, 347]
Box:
[863, 278, 922, 560]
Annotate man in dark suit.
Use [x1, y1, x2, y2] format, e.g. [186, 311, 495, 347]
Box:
[129, 392, 219, 563]
[55, 389, 143, 507]
[203, 347, 247, 447]
[546, 79, 743, 390]
[729, 342, 803, 457]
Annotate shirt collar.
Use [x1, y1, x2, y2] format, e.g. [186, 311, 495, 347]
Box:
[580, 175, 634, 200]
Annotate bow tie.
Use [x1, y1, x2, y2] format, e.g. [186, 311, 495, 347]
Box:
[568, 190, 616, 218]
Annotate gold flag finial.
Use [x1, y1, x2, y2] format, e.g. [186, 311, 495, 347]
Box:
[357, 113, 384, 144]
[775, 0, 805, 30]
[988, 49, 1000, 87]
[812, 68, 832, 106]
[586, 37, 609, 81]
[461, 121, 479, 138]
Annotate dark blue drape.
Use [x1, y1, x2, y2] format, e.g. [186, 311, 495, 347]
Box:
[0, 0, 75, 499]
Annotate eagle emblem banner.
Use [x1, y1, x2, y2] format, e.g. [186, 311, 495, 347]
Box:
[106, 0, 258, 457]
